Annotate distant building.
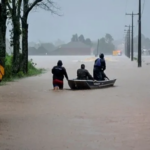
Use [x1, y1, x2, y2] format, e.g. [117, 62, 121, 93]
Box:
[49, 41, 92, 55]
[28, 43, 56, 55]
[29, 46, 49, 55]
[28, 47, 37, 55]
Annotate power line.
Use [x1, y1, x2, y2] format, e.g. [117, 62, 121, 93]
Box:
[125, 0, 146, 38]
[141, 0, 146, 16]
[123, 0, 129, 38]
[123, 0, 146, 56]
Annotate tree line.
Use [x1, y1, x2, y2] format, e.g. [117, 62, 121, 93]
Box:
[71, 34, 93, 47]
[70, 33, 116, 55]
[96, 33, 116, 55]
[0, 0, 59, 74]
[134, 34, 150, 51]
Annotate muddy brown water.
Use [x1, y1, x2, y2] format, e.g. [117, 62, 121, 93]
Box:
[1, 55, 150, 150]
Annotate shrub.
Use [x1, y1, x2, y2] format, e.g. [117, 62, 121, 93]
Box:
[2, 54, 44, 81]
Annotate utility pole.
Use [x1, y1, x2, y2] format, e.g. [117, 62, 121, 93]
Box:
[125, 32, 129, 57]
[124, 32, 127, 57]
[124, 30, 131, 58]
[126, 12, 138, 61]
[131, 13, 134, 61]
[138, 0, 141, 67]
[124, 33, 127, 57]
[125, 26, 131, 58]
[124, 31, 128, 57]
[124, 34, 127, 57]
[128, 26, 130, 58]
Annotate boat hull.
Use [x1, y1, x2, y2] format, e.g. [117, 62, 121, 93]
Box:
[68, 79, 116, 90]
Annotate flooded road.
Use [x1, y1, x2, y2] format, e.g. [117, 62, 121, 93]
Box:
[1, 55, 150, 150]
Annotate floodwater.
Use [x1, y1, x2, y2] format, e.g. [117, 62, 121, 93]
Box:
[1, 55, 150, 150]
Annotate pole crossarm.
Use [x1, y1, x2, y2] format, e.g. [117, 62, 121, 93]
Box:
[126, 13, 138, 15]
[125, 25, 134, 27]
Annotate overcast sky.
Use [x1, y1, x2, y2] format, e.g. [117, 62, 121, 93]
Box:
[6, 0, 149, 43]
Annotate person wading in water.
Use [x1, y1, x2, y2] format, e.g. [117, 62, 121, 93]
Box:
[51, 60, 69, 90]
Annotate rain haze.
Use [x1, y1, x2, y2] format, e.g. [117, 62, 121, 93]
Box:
[6, 0, 150, 42]
[1, 0, 150, 150]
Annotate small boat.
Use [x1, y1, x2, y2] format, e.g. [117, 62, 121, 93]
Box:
[68, 79, 116, 90]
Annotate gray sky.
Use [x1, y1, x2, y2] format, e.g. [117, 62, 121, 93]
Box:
[6, 0, 150, 43]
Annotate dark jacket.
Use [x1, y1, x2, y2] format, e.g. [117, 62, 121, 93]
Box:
[52, 66, 68, 81]
[77, 68, 94, 80]
[94, 58, 106, 71]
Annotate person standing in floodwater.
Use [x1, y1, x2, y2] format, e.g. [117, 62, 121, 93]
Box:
[51, 60, 69, 90]
[93, 53, 106, 80]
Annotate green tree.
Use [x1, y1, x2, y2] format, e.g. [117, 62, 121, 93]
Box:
[94, 34, 115, 55]
[144, 38, 150, 49]
[7, 0, 22, 73]
[134, 34, 150, 52]
[84, 38, 92, 47]
[0, 0, 7, 65]
[5, 0, 60, 74]
[78, 34, 85, 43]
[105, 33, 113, 43]
[71, 34, 78, 42]
[98, 38, 106, 53]
[21, 0, 60, 73]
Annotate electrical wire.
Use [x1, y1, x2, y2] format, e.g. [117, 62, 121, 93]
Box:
[123, 0, 146, 57]
[141, 0, 146, 16]
[123, 0, 146, 53]
[123, 0, 129, 39]
[134, 0, 146, 36]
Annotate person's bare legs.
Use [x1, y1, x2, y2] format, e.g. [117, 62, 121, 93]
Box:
[54, 86, 59, 90]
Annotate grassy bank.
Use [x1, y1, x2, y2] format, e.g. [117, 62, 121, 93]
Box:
[1, 55, 45, 83]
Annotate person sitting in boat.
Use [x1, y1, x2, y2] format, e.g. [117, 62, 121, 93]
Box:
[93, 53, 106, 80]
[52, 60, 69, 90]
[77, 64, 94, 80]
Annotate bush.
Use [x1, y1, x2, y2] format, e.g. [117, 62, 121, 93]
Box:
[17, 71, 25, 78]
[3, 54, 13, 80]
[2, 54, 44, 81]
[27, 59, 44, 76]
